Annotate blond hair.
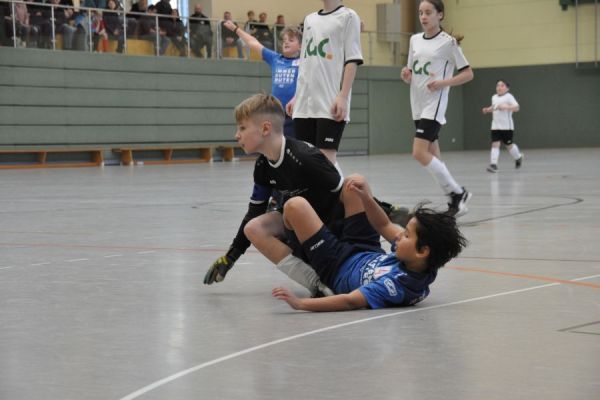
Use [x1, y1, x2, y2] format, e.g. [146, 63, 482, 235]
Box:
[234, 94, 285, 132]
[280, 25, 302, 43]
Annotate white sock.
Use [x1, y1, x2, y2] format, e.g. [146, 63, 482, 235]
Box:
[276, 254, 333, 296]
[425, 157, 462, 195]
[508, 144, 521, 160]
[490, 147, 500, 165]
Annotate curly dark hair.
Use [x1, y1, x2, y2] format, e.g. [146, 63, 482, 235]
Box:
[410, 203, 468, 271]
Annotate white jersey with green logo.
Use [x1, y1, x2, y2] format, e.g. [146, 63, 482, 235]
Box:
[407, 31, 469, 125]
[293, 6, 363, 122]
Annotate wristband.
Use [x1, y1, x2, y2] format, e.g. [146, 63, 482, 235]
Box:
[234, 27, 239, 34]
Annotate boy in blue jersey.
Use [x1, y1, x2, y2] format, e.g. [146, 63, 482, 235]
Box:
[272, 174, 467, 311]
[223, 19, 301, 137]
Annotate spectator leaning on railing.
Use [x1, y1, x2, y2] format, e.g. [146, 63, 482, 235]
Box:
[252, 11, 273, 49]
[104, 0, 124, 53]
[220, 10, 243, 58]
[189, 3, 212, 58]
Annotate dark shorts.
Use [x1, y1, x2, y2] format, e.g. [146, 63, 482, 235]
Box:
[293, 118, 346, 150]
[298, 212, 384, 288]
[414, 119, 441, 142]
[491, 130, 514, 145]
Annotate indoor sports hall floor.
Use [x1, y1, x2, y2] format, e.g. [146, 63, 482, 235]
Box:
[1, 148, 599, 400]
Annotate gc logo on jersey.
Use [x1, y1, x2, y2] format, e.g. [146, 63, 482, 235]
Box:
[305, 37, 332, 60]
[412, 60, 431, 76]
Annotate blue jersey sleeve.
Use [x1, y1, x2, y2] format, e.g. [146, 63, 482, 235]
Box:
[262, 47, 278, 67]
[358, 277, 406, 309]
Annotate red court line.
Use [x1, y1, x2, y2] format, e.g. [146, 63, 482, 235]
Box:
[448, 265, 600, 289]
[0, 242, 235, 253]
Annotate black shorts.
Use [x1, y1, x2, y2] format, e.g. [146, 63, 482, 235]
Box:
[414, 119, 441, 142]
[299, 212, 384, 288]
[293, 118, 346, 150]
[491, 130, 514, 145]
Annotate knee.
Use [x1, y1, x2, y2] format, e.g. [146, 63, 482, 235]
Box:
[283, 197, 309, 222]
[412, 148, 429, 166]
[411, 147, 422, 161]
[243, 217, 261, 243]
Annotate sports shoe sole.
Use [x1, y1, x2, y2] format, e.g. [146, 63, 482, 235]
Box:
[454, 192, 473, 218]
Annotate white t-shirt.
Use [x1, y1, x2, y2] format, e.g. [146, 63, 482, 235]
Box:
[293, 6, 363, 122]
[491, 92, 518, 130]
[407, 31, 469, 125]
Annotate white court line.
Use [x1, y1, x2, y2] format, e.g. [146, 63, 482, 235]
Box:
[104, 254, 123, 258]
[0, 266, 16, 270]
[136, 251, 156, 255]
[118, 273, 600, 400]
[31, 262, 51, 266]
[66, 258, 89, 263]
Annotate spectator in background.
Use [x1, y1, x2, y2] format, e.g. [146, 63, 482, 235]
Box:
[138, 4, 168, 55]
[274, 14, 285, 52]
[50, 0, 78, 50]
[83, 0, 107, 11]
[29, 0, 53, 48]
[253, 12, 273, 49]
[130, 0, 148, 16]
[104, 0, 124, 53]
[129, 0, 148, 37]
[168, 9, 187, 56]
[0, 1, 11, 46]
[220, 11, 243, 58]
[91, 9, 109, 52]
[244, 10, 256, 33]
[189, 3, 212, 58]
[13, 1, 33, 47]
[154, 0, 172, 35]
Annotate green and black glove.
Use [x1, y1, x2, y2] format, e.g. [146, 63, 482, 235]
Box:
[203, 247, 242, 285]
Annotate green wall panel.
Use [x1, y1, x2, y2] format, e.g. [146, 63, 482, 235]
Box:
[463, 64, 600, 150]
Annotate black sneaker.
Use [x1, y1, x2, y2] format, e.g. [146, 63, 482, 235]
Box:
[388, 205, 411, 227]
[486, 164, 498, 173]
[515, 154, 523, 169]
[447, 188, 472, 217]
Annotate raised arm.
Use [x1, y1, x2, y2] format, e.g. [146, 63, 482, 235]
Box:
[223, 19, 263, 53]
[344, 175, 404, 243]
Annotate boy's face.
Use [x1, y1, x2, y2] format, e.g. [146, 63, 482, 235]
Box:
[282, 34, 301, 58]
[496, 81, 509, 95]
[234, 117, 267, 154]
[393, 218, 422, 262]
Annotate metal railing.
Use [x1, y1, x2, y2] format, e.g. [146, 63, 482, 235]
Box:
[1, 0, 410, 66]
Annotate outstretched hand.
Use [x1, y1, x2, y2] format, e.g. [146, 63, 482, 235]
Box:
[272, 287, 303, 310]
[223, 20, 237, 32]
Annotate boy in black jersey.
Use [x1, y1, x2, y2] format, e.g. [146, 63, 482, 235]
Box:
[204, 94, 409, 296]
[204, 94, 344, 296]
